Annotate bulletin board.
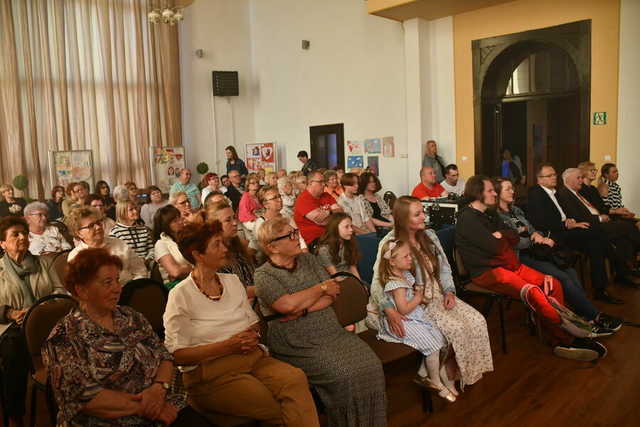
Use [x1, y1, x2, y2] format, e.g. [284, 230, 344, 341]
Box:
[49, 150, 95, 190]
[149, 146, 186, 193]
[245, 142, 277, 173]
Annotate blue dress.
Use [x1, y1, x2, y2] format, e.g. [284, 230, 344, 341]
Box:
[377, 271, 446, 356]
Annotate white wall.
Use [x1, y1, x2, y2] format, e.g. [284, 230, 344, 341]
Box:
[179, 0, 255, 175]
[404, 17, 456, 186]
[249, 0, 408, 195]
[617, 0, 640, 213]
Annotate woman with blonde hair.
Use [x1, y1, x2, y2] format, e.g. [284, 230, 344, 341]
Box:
[170, 191, 196, 222]
[369, 196, 492, 393]
[277, 177, 296, 217]
[109, 199, 154, 260]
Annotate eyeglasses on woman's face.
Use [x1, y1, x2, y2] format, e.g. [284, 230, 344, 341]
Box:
[79, 218, 104, 231]
[270, 228, 300, 244]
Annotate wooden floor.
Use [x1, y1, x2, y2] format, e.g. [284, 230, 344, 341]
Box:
[386, 282, 640, 427]
[19, 282, 640, 427]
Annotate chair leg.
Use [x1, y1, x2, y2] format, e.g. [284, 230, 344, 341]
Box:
[481, 296, 495, 317]
[29, 379, 37, 427]
[498, 297, 507, 354]
[46, 381, 58, 426]
[421, 388, 433, 413]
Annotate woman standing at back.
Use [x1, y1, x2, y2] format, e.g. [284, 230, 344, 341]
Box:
[225, 145, 249, 177]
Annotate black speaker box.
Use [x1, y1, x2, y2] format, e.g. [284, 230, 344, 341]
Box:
[212, 71, 239, 96]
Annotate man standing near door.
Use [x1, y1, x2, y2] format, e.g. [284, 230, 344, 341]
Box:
[421, 140, 446, 182]
[297, 151, 317, 176]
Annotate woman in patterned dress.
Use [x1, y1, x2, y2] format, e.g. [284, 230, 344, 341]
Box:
[255, 217, 387, 427]
[369, 196, 493, 392]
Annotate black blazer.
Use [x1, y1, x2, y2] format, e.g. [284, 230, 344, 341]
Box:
[556, 187, 600, 227]
[525, 185, 566, 241]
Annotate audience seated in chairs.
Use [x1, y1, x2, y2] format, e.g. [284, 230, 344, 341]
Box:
[316, 212, 362, 279]
[66, 206, 148, 283]
[0, 216, 66, 427]
[360, 172, 394, 230]
[600, 163, 632, 212]
[557, 168, 640, 287]
[0, 184, 27, 219]
[205, 201, 257, 299]
[323, 170, 343, 200]
[254, 216, 387, 426]
[224, 170, 244, 212]
[45, 186, 65, 222]
[579, 161, 637, 221]
[61, 182, 89, 218]
[369, 196, 492, 399]
[456, 175, 607, 361]
[109, 199, 154, 261]
[440, 164, 465, 197]
[294, 170, 343, 245]
[43, 248, 208, 426]
[163, 221, 319, 426]
[153, 205, 192, 290]
[526, 163, 623, 304]
[338, 173, 377, 235]
[411, 166, 448, 200]
[493, 177, 622, 334]
[24, 202, 72, 256]
[200, 173, 225, 207]
[292, 173, 307, 197]
[170, 191, 196, 223]
[238, 175, 263, 232]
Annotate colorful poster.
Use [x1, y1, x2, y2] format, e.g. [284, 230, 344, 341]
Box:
[150, 146, 186, 193]
[347, 155, 364, 171]
[382, 136, 395, 158]
[50, 150, 94, 190]
[364, 138, 381, 154]
[347, 140, 364, 156]
[245, 142, 277, 173]
[367, 156, 379, 176]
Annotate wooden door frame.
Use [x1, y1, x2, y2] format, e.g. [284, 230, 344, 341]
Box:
[472, 20, 591, 176]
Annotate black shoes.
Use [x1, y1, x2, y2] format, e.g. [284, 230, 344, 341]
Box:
[553, 338, 607, 362]
[594, 290, 624, 305]
[595, 313, 624, 332]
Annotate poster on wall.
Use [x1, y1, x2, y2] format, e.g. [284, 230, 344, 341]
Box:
[347, 140, 364, 156]
[246, 142, 277, 173]
[364, 138, 381, 154]
[382, 136, 395, 158]
[347, 155, 364, 171]
[49, 150, 94, 190]
[149, 146, 186, 193]
[367, 156, 380, 176]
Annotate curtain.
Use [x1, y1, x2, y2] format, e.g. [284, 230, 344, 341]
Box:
[0, 0, 182, 198]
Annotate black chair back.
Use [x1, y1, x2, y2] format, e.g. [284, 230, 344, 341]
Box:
[118, 278, 168, 337]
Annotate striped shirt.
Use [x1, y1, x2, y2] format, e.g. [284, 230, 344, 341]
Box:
[109, 223, 154, 260]
[602, 178, 624, 209]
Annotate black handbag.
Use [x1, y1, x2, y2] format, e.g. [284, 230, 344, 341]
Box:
[528, 243, 577, 270]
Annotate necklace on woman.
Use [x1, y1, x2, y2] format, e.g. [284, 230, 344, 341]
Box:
[193, 270, 224, 301]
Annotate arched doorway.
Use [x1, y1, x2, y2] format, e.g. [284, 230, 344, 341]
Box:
[472, 21, 591, 186]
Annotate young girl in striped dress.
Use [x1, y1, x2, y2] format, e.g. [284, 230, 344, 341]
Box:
[376, 239, 457, 402]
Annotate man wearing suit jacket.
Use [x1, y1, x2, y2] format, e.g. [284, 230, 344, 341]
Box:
[558, 168, 640, 287]
[526, 163, 622, 304]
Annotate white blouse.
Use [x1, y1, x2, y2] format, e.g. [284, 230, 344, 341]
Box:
[337, 194, 371, 229]
[28, 226, 72, 256]
[154, 233, 192, 282]
[163, 273, 259, 370]
[68, 237, 148, 284]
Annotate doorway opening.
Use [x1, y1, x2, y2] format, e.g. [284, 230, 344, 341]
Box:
[473, 21, 591, 188]
[309, 123, 344, 170]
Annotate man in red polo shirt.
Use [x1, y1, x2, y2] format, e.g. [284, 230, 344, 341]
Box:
[411, 166, 448, 200]
[294, 170, 343, 244]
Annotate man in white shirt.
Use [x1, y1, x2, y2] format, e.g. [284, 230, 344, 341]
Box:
[440, 164, 465, 197]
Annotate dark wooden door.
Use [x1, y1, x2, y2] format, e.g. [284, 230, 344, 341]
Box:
[309, 123, 344, 170]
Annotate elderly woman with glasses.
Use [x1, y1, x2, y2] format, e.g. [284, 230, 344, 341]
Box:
[0, 216, 66, 427]
[43, 248, 209, 427]
[24, 201, 72, 256]
[170, 191, 196, 222]
[109, 199, 154, 261]
[0, 184, 27, 219]
[255, 217, 387, 427]
[66, 207, 148, 283]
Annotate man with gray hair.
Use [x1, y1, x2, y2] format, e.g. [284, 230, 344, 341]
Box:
[557, 167, 640, 287]
[24, 201, 72, 255]
[169, 168, 201, 209]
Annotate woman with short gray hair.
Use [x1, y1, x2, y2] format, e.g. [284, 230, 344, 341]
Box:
[24, 201, 72, 256]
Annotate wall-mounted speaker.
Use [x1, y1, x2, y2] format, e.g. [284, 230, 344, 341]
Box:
[212, 71, 239, 97]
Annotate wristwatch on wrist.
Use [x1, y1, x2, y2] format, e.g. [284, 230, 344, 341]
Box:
[154, 381, 170, 391]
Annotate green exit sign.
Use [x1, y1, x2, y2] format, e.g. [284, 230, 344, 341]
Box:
[593, 112, 607, 125]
